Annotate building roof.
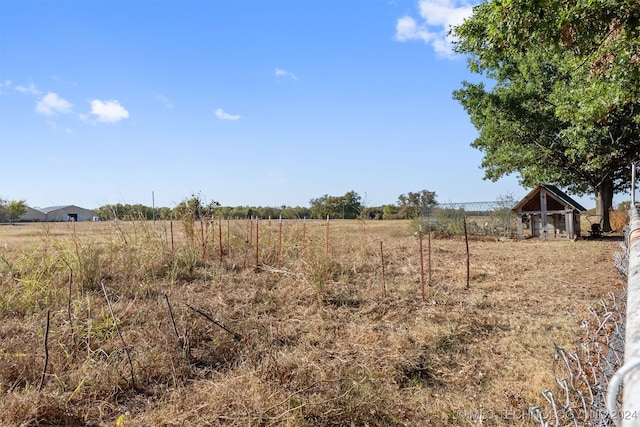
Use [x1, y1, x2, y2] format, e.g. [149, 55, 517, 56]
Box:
[37, 205, 85, 213]
[37, 206, 67, 213]
[544, 185, 587, 211]
[512, 184, 587, 213]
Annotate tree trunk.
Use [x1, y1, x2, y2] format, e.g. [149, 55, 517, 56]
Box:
[594, 176, 614, 232]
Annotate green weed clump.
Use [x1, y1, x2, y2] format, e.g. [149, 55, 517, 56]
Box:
[0, 249, 64, 316]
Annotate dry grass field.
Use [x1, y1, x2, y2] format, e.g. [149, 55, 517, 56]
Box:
[0, 219, 626, 426]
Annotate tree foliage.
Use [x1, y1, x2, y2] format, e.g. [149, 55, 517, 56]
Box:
[95, 204, 170, 221]
[452, 0, 640, 231]
[397, 190, 438, 219]
[173, 193, 221, 221]
[0, 199, 27, 223]
[381, 204, 400, 219]
[95, 203, 311, 221]
[309, 191, 363, 219]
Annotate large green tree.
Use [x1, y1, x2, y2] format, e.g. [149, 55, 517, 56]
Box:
[309, 191, 362, 219]
[0, 199, 27, 223]
[452, 0, 640, 231]
[397, 190, 438, 219]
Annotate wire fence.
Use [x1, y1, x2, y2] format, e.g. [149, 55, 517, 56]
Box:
[528, 288, 626, 426]
[421, 200, 518, 239]
[613, 205, 640, 427]
[527, 211, 637, 426]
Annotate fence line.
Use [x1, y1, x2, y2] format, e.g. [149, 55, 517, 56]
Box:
[607, 205, 640, 427]
[530, 206, 640, 427]
[423, 200, 517, 239]
[528, 289, 626, 426]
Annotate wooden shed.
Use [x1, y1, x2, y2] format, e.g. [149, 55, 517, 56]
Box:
[512, 185, 587, 240]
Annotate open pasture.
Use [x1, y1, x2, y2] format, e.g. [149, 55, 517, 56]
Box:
[0, 219, 625, 426]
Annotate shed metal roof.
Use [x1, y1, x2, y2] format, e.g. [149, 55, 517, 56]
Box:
[512, 184, 587, 213]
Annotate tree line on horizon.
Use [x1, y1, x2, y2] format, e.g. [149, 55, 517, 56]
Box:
[92, 190, 439, 221]
[0, 190, 457, 222]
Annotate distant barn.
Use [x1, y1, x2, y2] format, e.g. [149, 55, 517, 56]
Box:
[512, 185, 586, 240]
[21, 205, 99, 222]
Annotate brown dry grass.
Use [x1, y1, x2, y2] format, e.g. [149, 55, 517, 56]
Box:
[0, 219, 625, 426]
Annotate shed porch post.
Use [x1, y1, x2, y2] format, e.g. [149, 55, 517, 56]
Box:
[540, 189, 548, 240]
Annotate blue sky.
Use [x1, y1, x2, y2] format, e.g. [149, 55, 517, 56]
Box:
[0, 0, 601, 209]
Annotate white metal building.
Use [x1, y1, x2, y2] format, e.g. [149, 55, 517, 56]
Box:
[20, 206, 47, 222]
[21, 205, 99, 222]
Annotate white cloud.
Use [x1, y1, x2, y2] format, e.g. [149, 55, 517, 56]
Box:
[45, 120, 73, 134]
[89, 99, 130, 123]
[275, 68, 298, 81]
[395, 16, 438, 44]
[155, 94, 173, 108]
[36, 92, 73, 116]
[15, 82, 42, 95]
[394, 0, 477, 57]
[0, 80, 12, 93]
[215, 108, 241, 121]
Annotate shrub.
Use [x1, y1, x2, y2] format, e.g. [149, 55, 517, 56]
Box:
[610, 206, 629, 232]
